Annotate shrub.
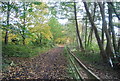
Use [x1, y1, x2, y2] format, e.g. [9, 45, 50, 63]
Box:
[2, 44, 51, 58]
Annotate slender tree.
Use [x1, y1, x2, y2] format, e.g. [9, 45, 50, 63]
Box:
[108, 2, 117, 54]
[118, 38, 120, 52]
[83, 2, 107, 61]
[5, 2, 10, 45]
[87, 3, 97, 46]
[74, 1, 84, 51]
[109, 2, 120, 20]
[22, 2, 26, 45]
[98, 2, 114, 58]
[101, 2, 105, 46]
[84, 15, 88, 48]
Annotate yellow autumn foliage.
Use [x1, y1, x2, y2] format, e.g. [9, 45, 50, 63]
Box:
[28, 2, 53, 40]
[55, 37, 67, 43]
[8, 33, 18, 41]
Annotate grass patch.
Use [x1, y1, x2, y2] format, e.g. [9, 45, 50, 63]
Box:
[63, 47, 76, 79]
[2, 44, 52, 71]
[75, 50, 102, 64]
[2, 44, 51, 58]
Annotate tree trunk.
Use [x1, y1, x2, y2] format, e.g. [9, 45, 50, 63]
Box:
[22, 2, 26, 45]
[40, 33, 42, 45]
[85, 15, 88, 48]
[98, 2, 114, 58]
[74, 1, 84, 51]
[5, 2, 10, 45]
[87, 3, 96, 46]
[22, 36, 25, 45]
[109, 2, 120, 20]
[87, 28, 93, 46]
[108, 2, 117, 54]
[118, 38, 120, 52]
[83, 2, 107, 61]
[101, 3, 105, 47]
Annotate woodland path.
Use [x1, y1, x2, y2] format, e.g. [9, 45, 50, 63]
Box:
[2, 47, 69, 80]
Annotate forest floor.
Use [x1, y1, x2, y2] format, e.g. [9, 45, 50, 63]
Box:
[2, 47, 120, 80]
[2, 47, 69, 80]
[81, 60, 120, 80]
[76, 54, 120, 80]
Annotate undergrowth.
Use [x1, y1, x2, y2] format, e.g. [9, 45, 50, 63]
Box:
[63, 47, 76, 79]
[2, 44, 52, 71]
[2, 44, 51, 58]
[76, 51, 102, 64]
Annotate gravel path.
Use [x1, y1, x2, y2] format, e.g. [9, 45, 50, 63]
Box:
[2, 47, 69, 80]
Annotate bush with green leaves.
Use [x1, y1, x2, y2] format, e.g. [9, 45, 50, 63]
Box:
[2, 44, 51, 58]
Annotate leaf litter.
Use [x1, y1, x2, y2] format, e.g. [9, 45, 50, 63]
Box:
[2, 47, 70, 80]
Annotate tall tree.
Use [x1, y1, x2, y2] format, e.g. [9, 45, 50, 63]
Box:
[118, 38, 120, 52]
[16, 2, 32, 45]
[5, 2, 10, 45]
[101, 2, 105, 46]
[22, 2, 26, 45]
[29, 2, 53, 45]
[74, 1, 84, 51]
[98, 2, 114, 58]
[87, 3, 97, 46]
[83, 2, 107, 61]
[108, 2, 117, 54]
[109, 2, 120, 53]
[84, 15, 88, 48]
[109, 2, 120, 20]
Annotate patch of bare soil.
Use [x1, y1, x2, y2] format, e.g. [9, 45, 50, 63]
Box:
[2, 47, 69, 80]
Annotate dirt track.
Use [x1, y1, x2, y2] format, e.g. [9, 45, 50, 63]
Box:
[2, 47, 69, 80]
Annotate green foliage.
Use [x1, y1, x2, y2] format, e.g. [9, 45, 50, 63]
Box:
[2, 44, 51, 58]
[63, 47, 80, 79]
[63, 48, 74, 79]
[65, 21, 76, 40]
[75, 50, 101, 64]
[113, 22, 120, 28]
[67, 41, 101, 64]
[1, 2, 69, 46]
[27, 2, 53, 45]
[86, 42, 99, 52]
[33, 2, 42, 5]
[48, 17, 66, 44]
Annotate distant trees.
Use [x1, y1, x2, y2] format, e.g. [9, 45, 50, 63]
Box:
[48, 17, 64, 44]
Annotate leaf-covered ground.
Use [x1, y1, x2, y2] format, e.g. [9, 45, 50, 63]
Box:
[2, 47, 69, 80]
